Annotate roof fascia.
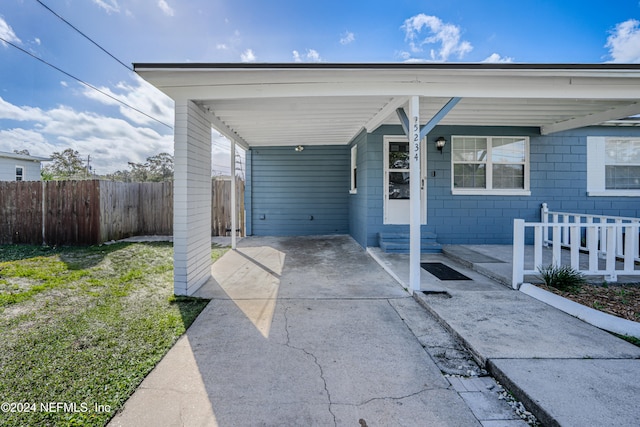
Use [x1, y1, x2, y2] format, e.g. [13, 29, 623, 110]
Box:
[138, 71, 640, 101]
[0, 152, 51, 161]
[133, 63, 640, 71]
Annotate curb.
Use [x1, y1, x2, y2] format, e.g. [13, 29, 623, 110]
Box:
[519, 283, 640, 340]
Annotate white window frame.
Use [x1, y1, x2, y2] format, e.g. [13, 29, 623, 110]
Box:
[587, 136, 640, 197]
[349, 144, 357, 194]
[451, 135, 530, 196]
[15, 165, 24, 181]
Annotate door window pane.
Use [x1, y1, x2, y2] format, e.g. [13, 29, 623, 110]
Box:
[388, 141, 409, 169]
[388, 172, 410, 199]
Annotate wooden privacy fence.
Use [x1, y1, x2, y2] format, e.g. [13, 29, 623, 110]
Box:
[0, 178, 244, 245]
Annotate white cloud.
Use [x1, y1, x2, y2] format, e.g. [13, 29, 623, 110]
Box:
[240, 48, 256, 62]
[0, 90, 173, 173]
[307, 49, 321, 62]
[33, 38, 41, 46]
[0, 128, 51, 156]
[340, 31, 355, 45]
[92, 0, 120, 14]
[482, 53, 514, 63]
[402, 14, 472, 61]
[80, 76, 174, 127]
[606, 19, 640, 63]
[216, 43, 228, 50]
[0, 15, 21, 46]
[0, 97, 46, 122]
[158, 0, 175, 17]
[292, 49, 322, 63]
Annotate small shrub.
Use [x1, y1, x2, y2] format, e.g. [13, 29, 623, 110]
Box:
[537, 264, 586, 291]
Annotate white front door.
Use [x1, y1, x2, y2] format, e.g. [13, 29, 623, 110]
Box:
[384, 136, 427, 224]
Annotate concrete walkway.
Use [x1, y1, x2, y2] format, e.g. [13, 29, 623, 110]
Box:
[109, 236, 493, 426]
[371, 246, 640, 427]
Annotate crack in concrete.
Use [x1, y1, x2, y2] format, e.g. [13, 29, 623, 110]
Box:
[282, 306, 337, 427]
[345, 387, 432, 408]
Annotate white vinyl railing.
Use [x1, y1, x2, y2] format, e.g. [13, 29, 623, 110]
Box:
[541, 203, 640, 261]
[512, 205, 640, 289]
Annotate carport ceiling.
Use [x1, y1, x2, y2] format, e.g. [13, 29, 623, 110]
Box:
[134, 63, 640, 147]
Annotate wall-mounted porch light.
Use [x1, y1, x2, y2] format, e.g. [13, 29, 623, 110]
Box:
[435, 137, 446, 152]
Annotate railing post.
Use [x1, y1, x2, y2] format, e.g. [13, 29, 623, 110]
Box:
[615, 219, 624, 257]
[512, 219, 525, 290]
[588, 225, 599, 272]
[606, 226, 617, 281]
[541, 203, 549, 247]
[570, 225, 580, 270]
[624, 224, 636, 271]
[552, 225, 561, 267]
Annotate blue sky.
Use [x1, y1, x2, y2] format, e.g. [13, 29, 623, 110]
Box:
[1, 0, 639, 174]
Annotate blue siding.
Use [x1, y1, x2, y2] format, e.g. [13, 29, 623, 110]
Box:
[244, 125, 640, 246]
[348, 130, 368, 247]
[357, 125, 640, 246]
[246, 146, 349, 236]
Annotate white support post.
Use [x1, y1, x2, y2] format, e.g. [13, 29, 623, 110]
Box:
[512, 219, 525, 289]
[173, 100, 213, 296]
[409, 96, 421, 293]
[230, 140, 237, 250]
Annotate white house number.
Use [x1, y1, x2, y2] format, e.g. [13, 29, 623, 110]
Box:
[413, 116, 419, 161]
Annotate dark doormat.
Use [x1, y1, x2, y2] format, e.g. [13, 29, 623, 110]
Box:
[421, 262, 472, 280]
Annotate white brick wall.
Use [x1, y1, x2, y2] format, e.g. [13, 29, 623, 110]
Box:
[173, 100, 212, 295]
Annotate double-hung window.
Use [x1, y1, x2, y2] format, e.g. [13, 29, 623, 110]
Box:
[451, 136, 530, 195]
[587, 137, 640, 196]
[15, 166, 24, 181]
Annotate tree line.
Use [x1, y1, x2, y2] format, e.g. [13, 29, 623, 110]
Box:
[23, 148, 174, 182]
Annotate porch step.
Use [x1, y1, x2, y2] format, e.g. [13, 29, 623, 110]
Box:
[378, 232, 442, 254]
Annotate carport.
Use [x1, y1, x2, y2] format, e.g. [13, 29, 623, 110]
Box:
[134, 63, 640, 296]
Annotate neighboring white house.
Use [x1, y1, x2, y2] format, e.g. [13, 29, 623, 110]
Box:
[0, 151, 51, 181]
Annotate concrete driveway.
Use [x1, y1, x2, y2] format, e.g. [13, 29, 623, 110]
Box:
[108, 235, 482, 426]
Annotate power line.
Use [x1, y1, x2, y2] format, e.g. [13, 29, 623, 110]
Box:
[0, 35, 173, 129]
[34, 0, 133, 72]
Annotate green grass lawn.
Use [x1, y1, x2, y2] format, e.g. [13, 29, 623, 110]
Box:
[0, 242, 228, 426]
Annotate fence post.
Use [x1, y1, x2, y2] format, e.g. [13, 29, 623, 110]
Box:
[512, 219, 525, 290]
[41, 180, 46, 246]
